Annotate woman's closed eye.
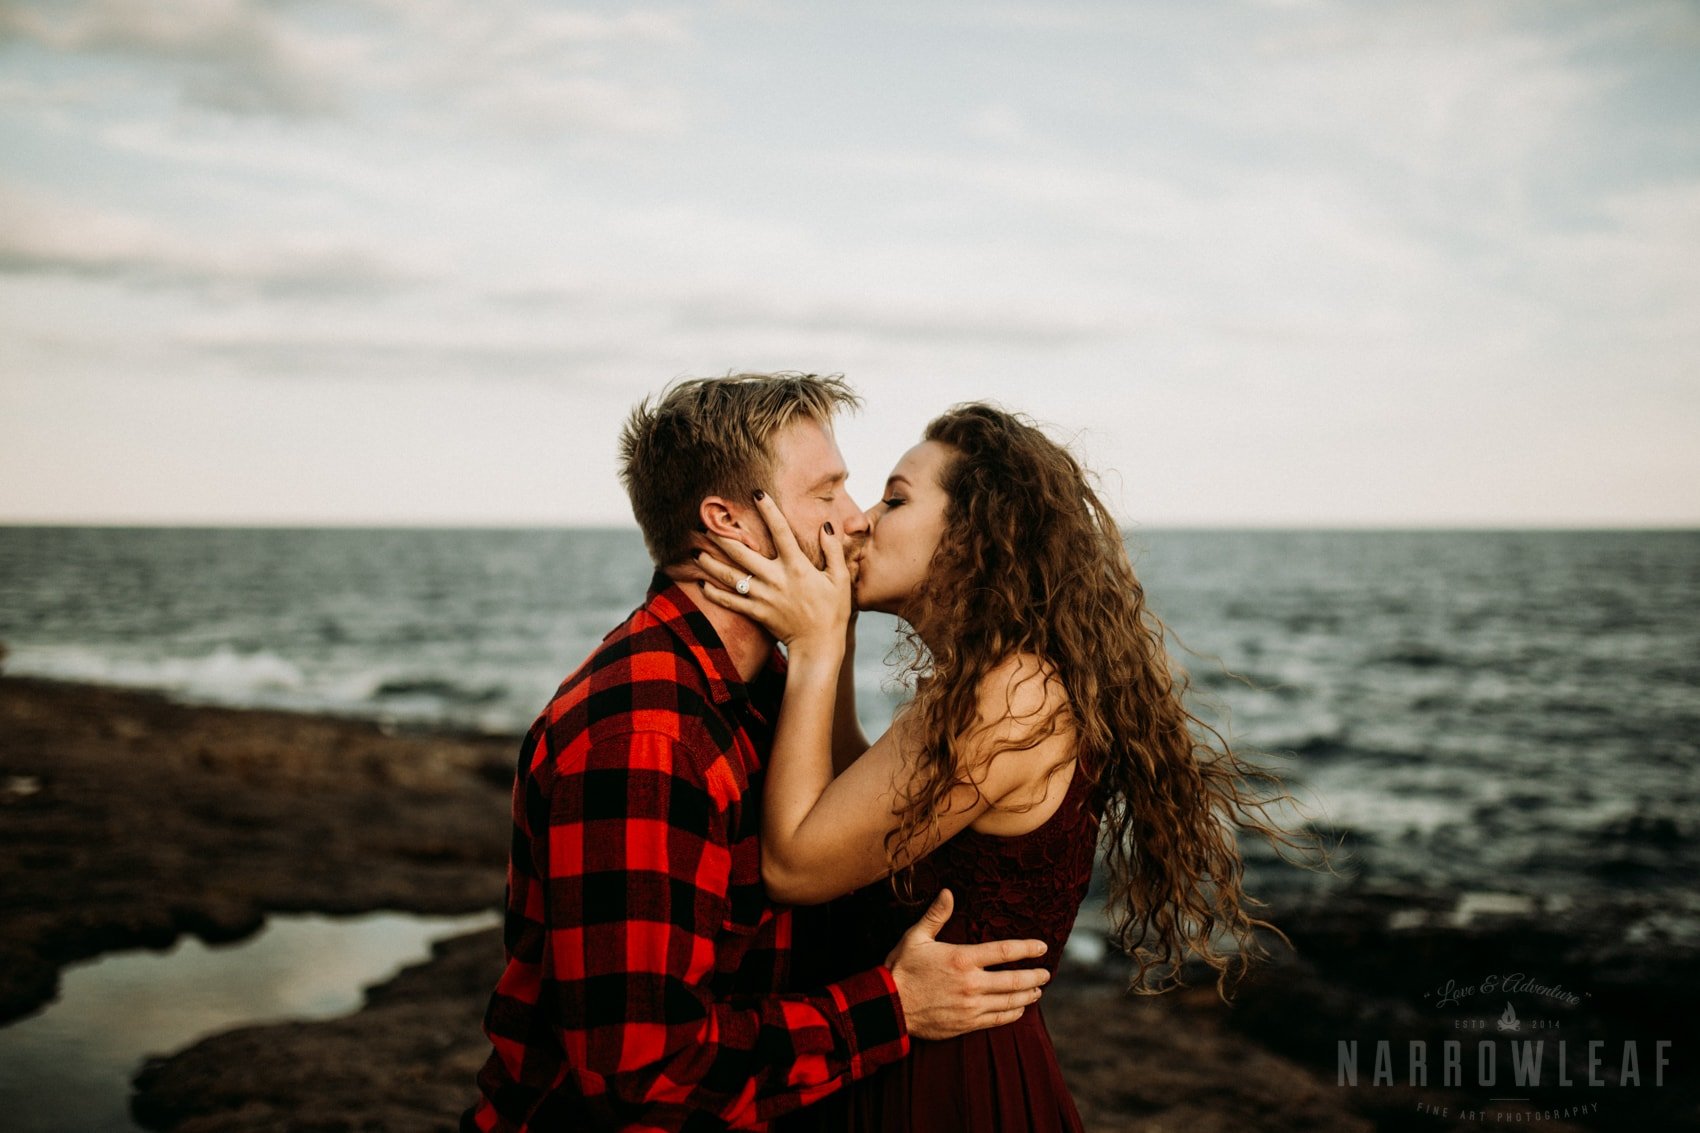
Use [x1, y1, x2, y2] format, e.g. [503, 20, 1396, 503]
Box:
[881, 496, 906, 509]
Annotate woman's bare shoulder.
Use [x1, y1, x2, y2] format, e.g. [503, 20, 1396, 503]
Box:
[976, 651, 1070, 726]
[968, 653, 1078, 831]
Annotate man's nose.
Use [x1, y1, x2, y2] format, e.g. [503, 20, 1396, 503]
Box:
[838, 492, 871, 539]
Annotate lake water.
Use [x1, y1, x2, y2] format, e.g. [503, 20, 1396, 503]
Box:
[1, 526, 1696, 1124]
[0, 911, 496, 1133]
[3, 525, 1695, 915]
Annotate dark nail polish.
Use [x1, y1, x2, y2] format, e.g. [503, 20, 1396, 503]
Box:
[823, 522, 833, 535]
[693, 550, 702, 559]
[752, 489, 765, 501]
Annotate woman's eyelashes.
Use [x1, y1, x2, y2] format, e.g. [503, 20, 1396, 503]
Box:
[881, 496, 906, 509]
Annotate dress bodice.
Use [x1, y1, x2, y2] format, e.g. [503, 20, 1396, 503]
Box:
[835, 764, 1099, 975]
[780, 764, 1099, 1133]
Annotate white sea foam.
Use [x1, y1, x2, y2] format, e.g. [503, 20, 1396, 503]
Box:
[1299, 767, 1470, 838]
[2, 526, 1694, 905]
[6, 643, 307, 701]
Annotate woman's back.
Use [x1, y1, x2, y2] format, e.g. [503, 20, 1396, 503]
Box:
[797, 765, 1098, 1132]
[843, 763, 1096, 972]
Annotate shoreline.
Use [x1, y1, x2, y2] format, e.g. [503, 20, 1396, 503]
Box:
[2, 676, 1693, 1131]
[0, 675, 516, 1026]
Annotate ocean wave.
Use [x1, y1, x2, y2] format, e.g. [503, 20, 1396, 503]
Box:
[1590, 809, 1690, 851]
[4, 527, 1695, 917]
[370, 677, 505, 706]
[1372, 642, 1456, 669]
[5, 643, 308, 700]
[2, 642, 557, 737]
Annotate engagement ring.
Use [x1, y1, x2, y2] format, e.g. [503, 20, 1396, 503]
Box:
[735, 574, 752, 595]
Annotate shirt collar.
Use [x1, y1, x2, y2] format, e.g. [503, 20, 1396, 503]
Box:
[644, 571, 781, 707]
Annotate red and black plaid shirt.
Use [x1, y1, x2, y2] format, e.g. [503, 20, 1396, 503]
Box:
[465, 576, 908, 1132]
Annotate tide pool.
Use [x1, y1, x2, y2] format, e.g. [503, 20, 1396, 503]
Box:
[0, 910, 497, 1133]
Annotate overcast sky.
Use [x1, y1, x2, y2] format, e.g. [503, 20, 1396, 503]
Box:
[1, 0, 1695, 527]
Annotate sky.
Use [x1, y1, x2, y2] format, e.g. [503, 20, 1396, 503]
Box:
[1, 0, 1696, 528]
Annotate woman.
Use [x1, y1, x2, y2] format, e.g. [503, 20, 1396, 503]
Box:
[697, 404, 1304, 1131]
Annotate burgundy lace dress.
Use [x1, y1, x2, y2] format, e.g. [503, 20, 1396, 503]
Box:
[792, 765, 1099, 1133]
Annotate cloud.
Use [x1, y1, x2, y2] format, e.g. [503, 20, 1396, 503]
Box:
[0, 0, 693, 133]
[1223, 2, 1628, 201]
[0, 186, 423, 295]
[891, 3, 1151, 33]
[364, 2, 693, 137]
[357, 0, 687, 50]
[965, 103, 1038, 147]
[668, 293, 1120, 349]
[0, 0, 349, 115]
[449, 71, 688, 138]
[1525, 177, 1700, 357]
[186, 334, 633, 384]
[2, 0, 1694, 525]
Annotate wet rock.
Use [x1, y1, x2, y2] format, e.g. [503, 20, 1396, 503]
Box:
[8, 677, 1696, 1132]
[0, 677, 515, 1025]
[132, 928, 504, 1133]
[132, 929, 1375, 1133]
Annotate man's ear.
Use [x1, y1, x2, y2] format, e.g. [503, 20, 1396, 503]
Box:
[699, 497, 756, 550]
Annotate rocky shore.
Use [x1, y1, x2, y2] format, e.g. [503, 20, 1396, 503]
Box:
[2, 676, 1693, 1131]
[0, 676, 515, 1027]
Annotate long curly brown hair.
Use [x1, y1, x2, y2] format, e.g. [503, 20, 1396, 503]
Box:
[888, 403, 1315, 996]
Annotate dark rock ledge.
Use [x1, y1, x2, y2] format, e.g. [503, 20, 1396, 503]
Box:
[5, 677, 1693, 1132]
[0, 676, 515, 1026]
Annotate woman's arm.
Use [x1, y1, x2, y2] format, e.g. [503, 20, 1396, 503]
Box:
[695, 494, 1072, 904]
[762, 645, 1070, 904]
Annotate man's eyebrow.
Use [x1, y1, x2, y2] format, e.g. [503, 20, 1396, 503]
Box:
[807, 469, 849, 492]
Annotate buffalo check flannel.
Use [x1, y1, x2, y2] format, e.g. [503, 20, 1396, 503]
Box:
[464, 576, 909, 1132]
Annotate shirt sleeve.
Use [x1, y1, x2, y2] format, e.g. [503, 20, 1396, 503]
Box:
[537, 729, 909, 1130]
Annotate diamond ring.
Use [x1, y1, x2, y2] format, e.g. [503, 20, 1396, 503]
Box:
[735, 574, 752, 595]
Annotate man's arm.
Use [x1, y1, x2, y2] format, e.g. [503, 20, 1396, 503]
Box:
[536, 730, 907, 1130]
[830, 614, 869, 776]
[882, 887, 1052, 1041]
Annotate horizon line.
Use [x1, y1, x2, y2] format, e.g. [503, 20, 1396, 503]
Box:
[2, 518, 1696, 534]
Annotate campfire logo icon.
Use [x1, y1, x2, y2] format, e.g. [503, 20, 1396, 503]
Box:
[1496, 1001, 1521, 1033]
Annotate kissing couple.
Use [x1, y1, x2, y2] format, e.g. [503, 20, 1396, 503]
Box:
[464, 373, 1298, 1132]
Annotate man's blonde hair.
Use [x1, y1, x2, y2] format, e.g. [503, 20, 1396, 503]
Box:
[618, 372, 861, 566]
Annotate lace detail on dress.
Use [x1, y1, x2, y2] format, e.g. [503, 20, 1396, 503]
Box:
[793, 766, 1099, 1133]
[835, 765, 1099, 975]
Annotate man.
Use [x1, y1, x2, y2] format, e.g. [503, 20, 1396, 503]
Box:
[464, 374, 1050, 1132]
